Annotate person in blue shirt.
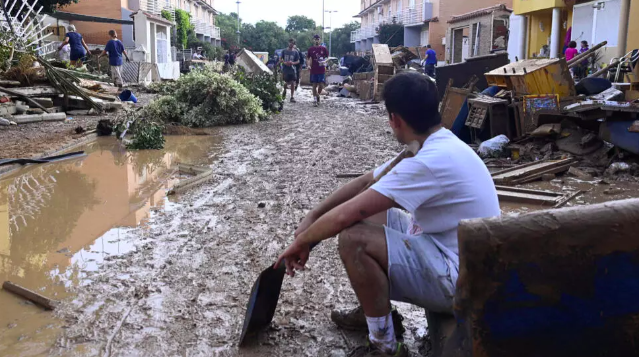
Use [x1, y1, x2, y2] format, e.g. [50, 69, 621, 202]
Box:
[99, 30, 130, 88]
[423, 45, 437, 78]
[58, 25, 91, 68]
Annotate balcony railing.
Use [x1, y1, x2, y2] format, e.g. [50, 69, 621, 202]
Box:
[140, 0, 176, 21]
[211, 26, 220, 39]
[397, 1, 433, 26]
[351, 29, 361, 43]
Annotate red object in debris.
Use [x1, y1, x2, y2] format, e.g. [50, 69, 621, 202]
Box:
[0, 96, 10, 103]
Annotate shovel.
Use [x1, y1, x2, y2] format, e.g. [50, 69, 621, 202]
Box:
[239, 141, 421, 346]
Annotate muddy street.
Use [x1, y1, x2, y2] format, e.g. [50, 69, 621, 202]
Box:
[3, 90, 639, 357]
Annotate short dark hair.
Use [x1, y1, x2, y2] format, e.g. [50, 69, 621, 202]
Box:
[569, 41, 577, 48]
[289, 38, 296, 44]
[581, 40, 589, 46]
[382, 72, 441, 134]
[109, 30, 117, 37]
[426, 44, 431, 48]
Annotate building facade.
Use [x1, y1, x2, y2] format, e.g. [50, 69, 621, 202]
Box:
[351, 0, 513, 63]
[59, 0, 220, 48]
[512, 0, 639, 64]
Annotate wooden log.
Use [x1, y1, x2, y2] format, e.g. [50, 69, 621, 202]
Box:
[589, 59, 621, 78]
[2, 281, 59, 310]
[0, 86, 60, 97]
[32, 97, 54, 108]
[12, 112, 67, 124]
[0, 86, 52, 113]
[0, 80, 21, 87]
[167, 165, 213, 195]
[567, 41, 607, 68]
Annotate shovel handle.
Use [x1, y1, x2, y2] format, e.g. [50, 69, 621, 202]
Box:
[308, 140, 421, 252]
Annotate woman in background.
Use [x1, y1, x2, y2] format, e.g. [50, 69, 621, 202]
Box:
[58, 25, 91, 67]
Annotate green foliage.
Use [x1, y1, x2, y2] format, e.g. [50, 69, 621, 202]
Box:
[240, 21, 288, 54]
[379, 24, 404, 48]
[115, 109, 166, 150]
[126, 120, 166, 150]
[161, 9, 172, 21]
[144, 68, 266, 127]
[141, 96, 185, 123]
[187, 33, 223, 60]
[217, 12, 241, 50]
[34, 0, 79, 12]
[231, 67, 283, 114]
[174, 9, 193, 49]
[286, 15, 316, 33]
[329, 22, 360, 57]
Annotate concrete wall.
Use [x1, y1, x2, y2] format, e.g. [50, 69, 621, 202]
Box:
[404, 25, 421, 47]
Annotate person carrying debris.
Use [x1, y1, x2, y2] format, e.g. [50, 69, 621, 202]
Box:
[423, 44, 437, 78]
[281, 39, 300, 103]
[275, 72, 500, 357]
[307, 34, 329, 106]
[58, 25, 91, 68]
[99, 30, 130, 89]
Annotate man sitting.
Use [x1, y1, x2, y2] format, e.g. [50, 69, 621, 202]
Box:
[275, 72, 500, 356]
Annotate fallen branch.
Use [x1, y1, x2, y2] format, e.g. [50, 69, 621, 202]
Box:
[336, 173, 364, 178]
[0, 86, 51, 113]
[2, 281, 59, 310]
[102, 306, 133, 357]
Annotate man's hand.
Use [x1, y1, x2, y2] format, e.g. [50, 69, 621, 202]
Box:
[126, 57, 130, 62]
[274, 240, 310, 277]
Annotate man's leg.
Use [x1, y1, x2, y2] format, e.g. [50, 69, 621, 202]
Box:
[339, 222, 397, 353]
[289, 81, 296, 102]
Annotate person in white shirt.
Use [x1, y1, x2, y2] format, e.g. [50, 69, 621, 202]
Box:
[275, 72, 500, 357]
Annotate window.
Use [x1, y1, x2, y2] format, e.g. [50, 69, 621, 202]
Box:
[409, 0, 415, 9]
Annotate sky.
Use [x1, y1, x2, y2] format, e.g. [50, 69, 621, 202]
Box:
[214, 0, 360, 30]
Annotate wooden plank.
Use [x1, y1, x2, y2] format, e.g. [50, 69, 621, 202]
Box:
[2, 281, 59, 310]
[511, 163, 574, 184]
[492, 159, 574, 184]
[12, 113, 67, 124]
[372, 44, 393, 66]
[497, 189, 561, 205]
[2, 86, 61, 97]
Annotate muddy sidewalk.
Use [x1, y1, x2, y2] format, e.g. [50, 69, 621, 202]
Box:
[50, 93, 430, 356]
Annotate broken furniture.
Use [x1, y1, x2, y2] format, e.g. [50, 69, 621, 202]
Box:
[496, 185, 579, 207]
[436, 52, 509, 101]
[466, 96, 511, 141]
[492, 158, 574, 185]
[485, 58, 576, 98]
[236, 49, 273, 75]
[452, 199, 639, 357]
[440, 77, 480, 130]
[371, 44, 395, 101]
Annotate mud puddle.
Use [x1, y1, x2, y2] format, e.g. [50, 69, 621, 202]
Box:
[0, 135, 221, 356]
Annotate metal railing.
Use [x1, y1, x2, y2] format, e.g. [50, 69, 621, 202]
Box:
[397, 1, 432, 26]
[211, 26, 220, 39]
[140, 0, 176, 20]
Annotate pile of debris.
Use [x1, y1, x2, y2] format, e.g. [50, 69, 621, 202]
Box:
[0, 64, 124, 127]
[439, 42, 639, 196]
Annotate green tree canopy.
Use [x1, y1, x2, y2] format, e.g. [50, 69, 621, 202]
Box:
[241, 21, 288, 54]
[36, 0, 78, 13]
[378, 23, 404, 48]
[285, 15, 316, 33]
[217, 12, 241, 50]
[329, 22, 360, 58]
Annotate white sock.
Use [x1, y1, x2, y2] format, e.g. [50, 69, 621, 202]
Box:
[366, 314, 397, 353]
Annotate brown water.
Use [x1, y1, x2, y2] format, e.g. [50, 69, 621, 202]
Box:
[0, 135, 220, 357]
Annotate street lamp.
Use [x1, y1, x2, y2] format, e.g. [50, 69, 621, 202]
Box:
[236, 0, 241, 47]
[325, 10, 337, 57]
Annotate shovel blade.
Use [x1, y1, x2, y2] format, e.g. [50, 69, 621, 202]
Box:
[239, 264, 286, 346]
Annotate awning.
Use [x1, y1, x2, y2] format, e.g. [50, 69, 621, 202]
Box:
[47, 11, 134, 25]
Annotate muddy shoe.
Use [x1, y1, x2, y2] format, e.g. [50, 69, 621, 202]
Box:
[347, 339, 409, 357]
[331, 306, 405, 336]
[290, 97, 297, 103]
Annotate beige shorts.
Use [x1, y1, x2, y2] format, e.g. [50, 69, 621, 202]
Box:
[385, 208, 458, 313]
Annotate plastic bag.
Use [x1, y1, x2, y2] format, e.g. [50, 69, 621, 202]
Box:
[478, 135, 510, 158]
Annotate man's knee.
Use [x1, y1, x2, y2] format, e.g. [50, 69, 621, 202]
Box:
[338, 224, 368, 259]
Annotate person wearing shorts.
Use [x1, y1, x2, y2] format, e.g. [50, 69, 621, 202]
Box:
[307, 34, 329, 106]
[281, 39, 300, 103]
[275, 72, 500, 357]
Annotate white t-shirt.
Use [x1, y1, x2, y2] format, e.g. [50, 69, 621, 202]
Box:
[372, 128, 500, 255]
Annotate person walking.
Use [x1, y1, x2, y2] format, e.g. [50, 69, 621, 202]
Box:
[58, 25, 91, 68]
[307, 34, 329, 106]
[424, 45, 437, 78]
[281, 39, 300, 103]
[577, 41, 590, 79]
[99, 30, 130, 88]
[294, 45, 305, 92]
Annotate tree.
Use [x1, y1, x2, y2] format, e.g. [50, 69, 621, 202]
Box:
[285, 15, 316, 33]
[378, 23, 404, 48]
[241, 21, 288, 54]
[329, 22, 361, 58]
[36, 0, 78, 13]
[217, 12, 241, 50]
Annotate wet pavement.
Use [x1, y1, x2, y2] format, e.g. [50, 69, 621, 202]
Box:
[0, 135, 221, 356]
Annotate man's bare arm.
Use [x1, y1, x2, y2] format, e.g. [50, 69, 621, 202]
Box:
[296, 189, 395, 246]
[306, 172, 373, 221]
